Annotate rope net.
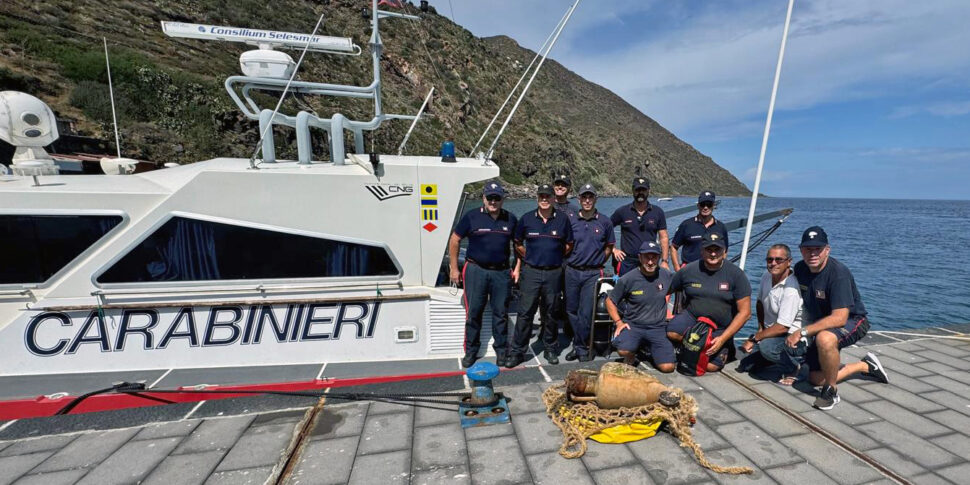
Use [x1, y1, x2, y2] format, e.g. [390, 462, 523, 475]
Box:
[541, 369, 752, 475]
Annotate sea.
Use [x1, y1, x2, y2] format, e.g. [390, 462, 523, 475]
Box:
[496, 196, 970, 334]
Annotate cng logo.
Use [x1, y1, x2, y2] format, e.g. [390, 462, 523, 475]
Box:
[365, 184, 414, 201]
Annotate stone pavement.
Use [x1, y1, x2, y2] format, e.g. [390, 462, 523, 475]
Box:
[1, 328, 968, 484]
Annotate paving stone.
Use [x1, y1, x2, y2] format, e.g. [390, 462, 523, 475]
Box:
[0, 452, 54, 485]
[660, 371, 706, 393]
[696, 374, 756, 403]
[862, 447, 927, 478]
[627, 431, 712, 484]
[214, 422, 295, 471]
[883, 372, 944, 394]
[77, 436, 182, 485]
[886, 342, 933, 353]
[914, 350, 970, 370]
[133, 419, 201, 441]
[922, 390, 970, 417]
[751, 382, 816, 412]
[937, 462, 970, 484]
[204, 466, 274, 485]
[799, 410, 880, 451]
[690, 420, 729, 451]
[10, 469, 88, 485]
[910, 473, 952, 485]
[923, 375, 970, 400]
[412, 423, 466, 471]
[250, 409, 307, 427]
[287, 435, 358, 485]
[730, 400, 808, 438]
[832, 383, 880, 403]
[822, 399, 880, 427]
[929, 433, 970, 462]
[763, 461, 838, 485]
[580, 440, 638, 471]
[925, 409, 970, 434]
[308, 402, 367, 441]
[866, 385, 945, 414]
[527, 451, 595, 485]
[0, 434, 75, 457]
[511, 412, 562, 456]
[33, 427, 139, 473]
[411, 464, 471, 485]
[857, 421, 962, 468]
[870, 346, 928, 364]
[937, 368, 970, 386]
[912, 340, 970, 358]
[700, 448, 778, 484]
[142, 449, 225, 485]
[357, 411, 412, 456]
[464, 422, 514, 441]
[915, 361, 959, 375]
[691, 391, 745, 426]
[715, 421, 801, 468]
[173, 415, 256, 454]
[505, 383, 549, 415]
[779, 433, 883, 484]
[347, 449, 410, 485]
[865, 354, 933, 378]
[367, 400, 414, 416]
[862, 401, 951, 438]
[415, 404, 459, 428]
[466, 434, 531, 485]
[591, 464, 655, 485]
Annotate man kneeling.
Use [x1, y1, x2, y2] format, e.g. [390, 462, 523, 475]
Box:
[605, 241, 675, 372]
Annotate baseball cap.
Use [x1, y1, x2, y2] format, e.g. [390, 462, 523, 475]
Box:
[578, 183, 596, 196]
[639, 241, 662, 255]
[554, 174, 571, 186]
[483, 181, 505, 197]
[632, 177, 650, 191]
[537, 183, 554, 196]
[799, 226, 829, 248]
[701, 232, 726, 249]
[698, 191, 716, 203]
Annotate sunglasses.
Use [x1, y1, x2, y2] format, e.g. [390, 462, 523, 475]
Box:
[699, 202, 714, 208]
[765, 257, 790, 264]
[485, 195, 502, 202]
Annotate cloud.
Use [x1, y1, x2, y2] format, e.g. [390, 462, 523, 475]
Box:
[853, 147, 970, 164]
[890, 101, 970, 119]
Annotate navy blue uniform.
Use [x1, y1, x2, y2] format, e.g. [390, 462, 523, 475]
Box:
[671, 216, 729, 265]
[610, 203, 667, 275]
[453, 208, 518, 357]
[794, 257, 870, 371]
[511, 209, 574, 357]
[564, 211, 614, 357]
[555, 199, 580, 214]
[609, 268, 676, 364]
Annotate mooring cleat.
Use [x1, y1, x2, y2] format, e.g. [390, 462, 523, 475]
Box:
[460, 361, 510, 428]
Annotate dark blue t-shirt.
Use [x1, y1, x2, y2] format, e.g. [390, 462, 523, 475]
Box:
[453, 207, 517, 266]
[671, 216, 729, 264]
[555, 199, 580, 214]
[669, 260, 751, 330]
[514, 209, 574, 267]
[609, 268, 673, 328]
[794, 256, 867, 323]
[610, 203, 667, 256]
[566, 210, 615, 268]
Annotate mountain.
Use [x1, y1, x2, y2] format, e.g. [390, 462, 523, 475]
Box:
[0, 0, 750, 196]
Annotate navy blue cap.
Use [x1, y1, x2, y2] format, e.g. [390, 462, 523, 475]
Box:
[537, 183, 554, 196]
[554, 174, 571, 186]
[483, 181, 505, 197]
[633, 177, 650, 191]
[701, 232, 726, 249]
[578, 183, 596, 196]
[799, 226, 829, 248]
[698, 191, 716, 203]
[639, 241, 662, 255]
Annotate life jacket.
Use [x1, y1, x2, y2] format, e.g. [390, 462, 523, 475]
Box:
[677, 316, 717, 376]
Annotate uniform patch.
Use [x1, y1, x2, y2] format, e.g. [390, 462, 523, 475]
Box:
[552, 230, 558, 236]
[690, 283, 702, 288]
[657, 283, 664, 290]
[815, 289, 826, 299]
[718, 282, 730, 291]
[631, 290, 644, 295]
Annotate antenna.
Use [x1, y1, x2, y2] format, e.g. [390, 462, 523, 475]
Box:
[398, 87, 435, 155]
[104, 38, 122, 159]
[161, 22, 360, 55]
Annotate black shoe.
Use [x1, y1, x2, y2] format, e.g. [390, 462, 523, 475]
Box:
[578, 353, 595, 362]
[495, 351, 507, 365]
[863, 352, 890, 384]
[505, 354, 524, 369]
[461, 353, 477, 368]
[813, 385, 840, 410]
[544, 350, 559, 365]
[564, 349, 579, 362]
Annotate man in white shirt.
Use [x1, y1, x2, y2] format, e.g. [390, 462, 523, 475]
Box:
[738, 244, 805, 384]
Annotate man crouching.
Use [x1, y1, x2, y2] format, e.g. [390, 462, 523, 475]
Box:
[605, 241, 675, 372]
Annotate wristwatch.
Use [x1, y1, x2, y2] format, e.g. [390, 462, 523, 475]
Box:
[747, 334, 758, 342]
[799, 328, 808, 338]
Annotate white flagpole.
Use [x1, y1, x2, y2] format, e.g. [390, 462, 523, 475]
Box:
[398, 87, 435, 155]
[739, 0, 794, 270]
[103, 38, 122, 159]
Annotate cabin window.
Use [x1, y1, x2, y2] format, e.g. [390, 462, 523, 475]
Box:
[0, 214, 123, 285]
[97, 216, 399, 283]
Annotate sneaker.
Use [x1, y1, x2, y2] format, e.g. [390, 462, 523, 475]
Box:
[461, 353, 478, 368]
[544, 350, 559, 365]
[863, 352, 889, 384]
[564, 349, 579, 362]
[813, 385, 840, 410]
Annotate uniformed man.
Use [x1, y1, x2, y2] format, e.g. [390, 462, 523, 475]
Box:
[666, 232, 751, 373]
[507, 183, 574, 368]
[606, 241, 675, 372]
[610, 177, 669, 276]
[791, 226, 889, 410]
[563, 183, 615, 362]
[670, 191, 729, 268]
[449, 181, 520, 368]
[553, 174, 580, 213]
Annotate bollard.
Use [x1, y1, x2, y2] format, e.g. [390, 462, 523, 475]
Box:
[459, 362, 510, 428]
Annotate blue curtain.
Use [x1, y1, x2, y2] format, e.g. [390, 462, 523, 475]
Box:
[325, 243, 371, 277]
[147, 218, 221, 281]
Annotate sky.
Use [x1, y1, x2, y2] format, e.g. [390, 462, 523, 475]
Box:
[436, 0, 970, 200]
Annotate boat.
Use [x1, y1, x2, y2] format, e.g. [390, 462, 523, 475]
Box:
[657, 197, 673, 202]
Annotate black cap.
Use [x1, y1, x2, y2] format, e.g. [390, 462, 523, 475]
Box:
[698, 191, 716, 203]
[633, 177, 650, 191]
[638, 241, 662, 255]
[537, 183, 554, 196]
[554, 174, 571, 186]
[578, 183, 596, 196]
[701, 232, 726, 249]
[799, 226, 829, 248]
[483, 181, 505, 198]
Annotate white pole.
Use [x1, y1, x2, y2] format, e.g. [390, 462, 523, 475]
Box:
[484, 0, 580, 162]
[468, 8, 569, 157]
[103, 38, 122, 159]
[739, 0, 794, 270]
[398, 87, 435, 155]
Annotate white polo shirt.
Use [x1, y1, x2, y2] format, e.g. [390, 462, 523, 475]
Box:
[758, 271, 802, 333]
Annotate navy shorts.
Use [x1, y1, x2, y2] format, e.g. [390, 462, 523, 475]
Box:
[668, 311, 730, 369]
[613, 326, 676, 364]
[806, 316, 870, 371]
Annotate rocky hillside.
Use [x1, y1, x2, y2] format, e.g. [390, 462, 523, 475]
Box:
[0, 0, 750, 196]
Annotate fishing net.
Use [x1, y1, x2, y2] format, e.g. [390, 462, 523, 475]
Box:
[541, 368, 752, 475]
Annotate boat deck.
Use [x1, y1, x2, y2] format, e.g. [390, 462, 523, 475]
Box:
[1, 324, 969, 484]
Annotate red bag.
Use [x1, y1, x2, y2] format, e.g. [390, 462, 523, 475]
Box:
[676, 317, 717, 376]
